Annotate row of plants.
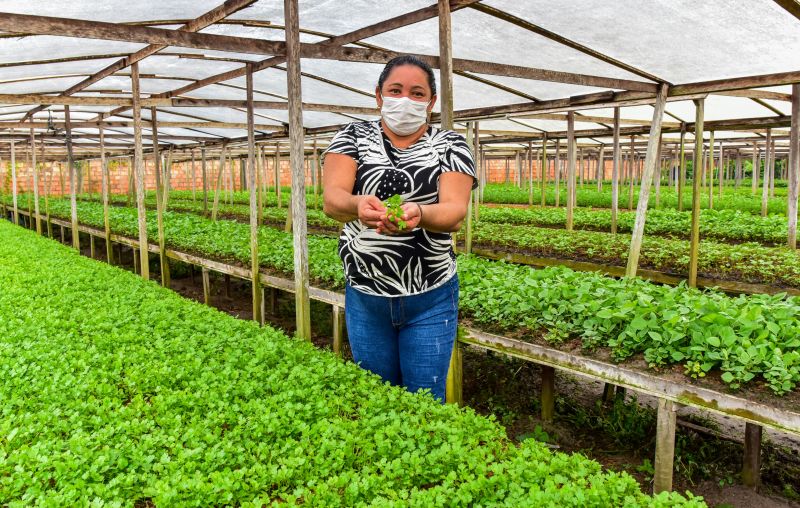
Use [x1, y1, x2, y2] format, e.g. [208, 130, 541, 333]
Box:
[471, 222, 800, 289]
[481, 184, 789, 215]
[478, 206, 789, 245]
[46, 192, 794, 246]
[0, 221, 702, 506]
[7, 195, 800, 289]
[6, 199, 800, 395]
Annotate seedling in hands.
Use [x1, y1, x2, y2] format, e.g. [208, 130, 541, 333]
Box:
[384, 194, 407, 231]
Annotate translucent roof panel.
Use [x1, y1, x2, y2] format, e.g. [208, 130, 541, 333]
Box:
[485, 0, 800, 84]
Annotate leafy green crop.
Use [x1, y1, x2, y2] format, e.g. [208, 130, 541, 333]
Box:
[5, 198, 800, 394]
[0, 221, 703, 506]
[384, 194, 407, 230]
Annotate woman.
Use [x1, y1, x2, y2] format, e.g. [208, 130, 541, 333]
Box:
[322, 55, 476, 403]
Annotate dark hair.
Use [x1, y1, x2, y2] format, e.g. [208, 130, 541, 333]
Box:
[377, 55, 437, 97]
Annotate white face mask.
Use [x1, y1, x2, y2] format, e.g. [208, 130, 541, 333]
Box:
[380, 95, 430, 136]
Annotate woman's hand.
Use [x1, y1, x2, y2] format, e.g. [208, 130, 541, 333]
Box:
[357, 195, 387, 229]
[377, 202, 422, 235]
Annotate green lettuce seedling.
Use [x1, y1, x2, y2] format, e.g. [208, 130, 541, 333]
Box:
[384, 194, 407, 230]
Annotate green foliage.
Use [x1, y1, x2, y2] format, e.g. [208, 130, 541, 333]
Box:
[0, 221, 702, 506]
[458, 255, 800, 395]
[471, 222, 800, 289]
[384, 194, 407, 230]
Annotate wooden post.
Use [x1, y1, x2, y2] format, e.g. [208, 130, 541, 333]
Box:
[654, 398, 678, 493]
[44, 159, 52, 238]
[708, 130, 715, 209]
[163, 146, 173, 209]
[285, 0, 312, 340]
[735, 150, 742, 190]
[540, 135, 548, 207]
[211, 144, 227, 221]
[151, 108, 170, 288]
[788, 85, 800, 249]
[628, 137, 635, 211]
[761, 129, 772, 217]
[566, 112, 576, 230]
[611, 108, 620, 234]
[131, 62, 149, 280]
[202, 267, 211, 305]
[540, 365, 555, 421]
[201, 143, 208, 215]
[554, 139, 561, 207]
[742, 422, 763, 490]
[90, 234, 95, 258]
[678, 125, 686, 211]
[246, 64, 263, 325]
[30, 129, 41, 234]
[654, 136, 663, 208]
[625, 84, 668, 278]
[275, 142, 282, 208]
[473, 122, 480, 221]
[191, 149, 196, 203]
[10, 138, 18, 225]
[65, 105, 79, 250]
[465, 122, 474, 254]
[597, 145, 605, 192]
[752, 143, 759, 196]
[132, 246, 139, 275]
[718, 141, 725, 198]
[332, 305, 345, 357]
[100, 127, 113, 264]
[688, 99, 704, 288]
[527, 141, 534, 205]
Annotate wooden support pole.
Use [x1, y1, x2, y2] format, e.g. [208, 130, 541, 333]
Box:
[100, 127, 113, 264]
[473, 122, 481, 222]
[742, 422, 763, 490]
[191, 149, 196, 203]
[30, 129, 41, 234]
[527, 141, 534, 205]
[540, 365, 555, 421]
[628, 137, 635, 211]
[678, 125, 686, 211]
[44, 158, 52, 238]
[540, 135, 548, 207]
[654, 137, 663, 208]
[246, 63, 263, 325]
[131, 62, 149, 280]
[90, 234, 95, 258]
[465, 121, 474, 254]
[789, 84, 800, 249]
[285, 0, 311, 340]
[554, 139, 561, 207]
[611, 107, 620, 234]
[10, 138, 18, 225]
[332, 304, 345, 357]
[201, 266, 211, 305]
[688, 99, 704, 288]
[65, 105, 79, 250]
[201, 143, 208, 215]
[445, 338, 463, 406]
[752, 143, 759, 195]
[626, 84, 668, 278]
[566, 111, 576, 230]
[761, 129, 772, 217]
[597, 145, 605, 191]
[708, 130, 715, 209]
[151, 108, 170, 288]
[132, 245, 139, 275]
[654, 398, 678, 493]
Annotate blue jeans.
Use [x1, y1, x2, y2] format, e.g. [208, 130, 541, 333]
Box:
[345, 275, 459, 403]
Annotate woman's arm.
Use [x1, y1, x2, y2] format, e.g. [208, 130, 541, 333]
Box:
[322, 152, 385, 227]
[377, 172, 473, 234]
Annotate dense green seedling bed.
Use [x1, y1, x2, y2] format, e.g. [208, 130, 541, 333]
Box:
[4, 199, 800, 393]
[482, 183, 789, 215]
[478, 206, 788, 245]
[471, 222, 800, 289]
[458, 256, 800, 395]
[0, 221, 702, 506]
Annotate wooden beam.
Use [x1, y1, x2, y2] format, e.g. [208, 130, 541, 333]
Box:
[773, 0, 800, 22]
[131, 63, 150, 280]
[626, 83, 668, 277]
[439, 0, 454, 131]
[0, 12, 658, 92]
[566, 111, 576, 230]
[671, 70, 800, 96]
[20, 0, 257, 120]
[789, 84, 800, 248]
[285, 0, 311, 341]
[246, 63, 263, 325]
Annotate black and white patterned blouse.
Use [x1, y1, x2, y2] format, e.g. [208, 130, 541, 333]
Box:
[324, 120, 477, 297]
